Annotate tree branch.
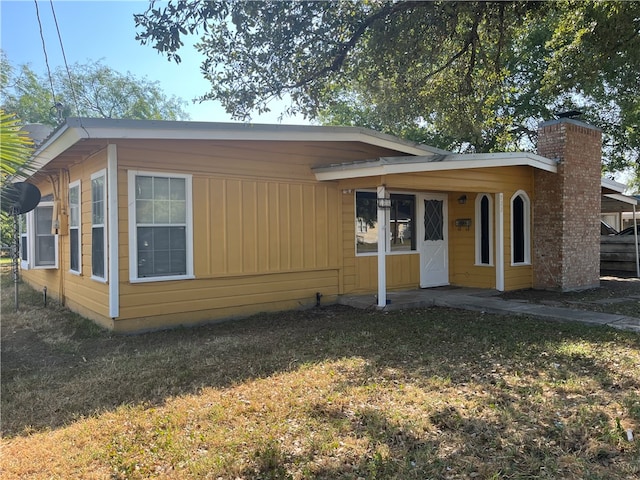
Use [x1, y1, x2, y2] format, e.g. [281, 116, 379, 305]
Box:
[287, 1, 429, 89]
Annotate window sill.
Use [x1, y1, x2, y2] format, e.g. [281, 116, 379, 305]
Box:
[129, 274, 196, 284]
[510, 262, 531, 267]
[474, 263, 494, 267]
[91, 275, 107, 283]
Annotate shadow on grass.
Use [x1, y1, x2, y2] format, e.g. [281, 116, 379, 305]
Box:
[2, 276, 639, 446]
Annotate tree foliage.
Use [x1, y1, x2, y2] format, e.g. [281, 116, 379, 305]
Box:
[0, 55, 190, 126]
[134, 0, 640, 184]
[0, 109, 34, 247]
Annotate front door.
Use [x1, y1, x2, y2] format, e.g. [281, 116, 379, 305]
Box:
[419, 193, 449, 288]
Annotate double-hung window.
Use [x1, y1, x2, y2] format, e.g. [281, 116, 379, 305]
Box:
[128, 171, 193, 282]
[18, 194, 58, 269]
[91, 171, 107, 280]
[69, 180, 81, 274]
[34, 198, 57, 268]
[355, 191, 416, 255]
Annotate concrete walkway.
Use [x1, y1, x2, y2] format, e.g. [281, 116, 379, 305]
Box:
[338, 287, 640, 333]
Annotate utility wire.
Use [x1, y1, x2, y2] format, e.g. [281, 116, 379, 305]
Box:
[33, 0, 57, 113]
[49, 0, 80, 118]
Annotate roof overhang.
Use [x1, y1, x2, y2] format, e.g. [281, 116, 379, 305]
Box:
[600, 178, 637, 212]
[601, 177, 627, 194]
[25, 117, 448, 177]
[312, 152, 558, 181]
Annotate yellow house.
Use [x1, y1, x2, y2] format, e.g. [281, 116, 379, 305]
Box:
[18, 117, 604, 332]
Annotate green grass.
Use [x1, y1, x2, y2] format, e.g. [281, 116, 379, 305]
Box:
[1, 272, 639, 479]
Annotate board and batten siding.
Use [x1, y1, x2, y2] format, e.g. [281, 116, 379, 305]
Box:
[114, 143, 344, 332]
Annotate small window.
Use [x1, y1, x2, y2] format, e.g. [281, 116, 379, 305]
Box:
[20, 194, 58, 269]
[33, 203, 57, 268]
[475, 194, 493, 265]
[91, 171, 107, 280]
[128, 171, 193, 281]
[69, 181, 81, 273]
[424, 199, 443, 241]
[511, 191, 531, 265]
[19, 214, 28, 265]
[355, 191, 416, 254]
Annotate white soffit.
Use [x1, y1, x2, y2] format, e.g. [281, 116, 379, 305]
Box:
[603, 193, 638, 207]
[312, 152, 558, 181]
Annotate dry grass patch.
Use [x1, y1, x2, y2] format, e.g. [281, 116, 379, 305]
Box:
[2, 272, 639, 479]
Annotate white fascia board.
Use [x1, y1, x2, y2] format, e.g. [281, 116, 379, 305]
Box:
[313, 152, 558, 181]
[16, 125, 86, 180]
[601, 177, 627, 194]
[603, 193, 638, 206]
[62, 117, 444, 156]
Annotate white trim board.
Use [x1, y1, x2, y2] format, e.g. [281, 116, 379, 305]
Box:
[313, 152, 558, 181]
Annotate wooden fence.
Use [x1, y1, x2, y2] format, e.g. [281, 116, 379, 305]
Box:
[601, 236, 640, 273]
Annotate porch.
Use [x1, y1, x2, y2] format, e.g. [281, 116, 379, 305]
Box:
[337, 285, 640, 333]
[338, 285, 500, 311]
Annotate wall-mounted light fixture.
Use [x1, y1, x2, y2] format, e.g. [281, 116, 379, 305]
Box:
[377, 197, 392, 209]
[457, 194, 467, 205]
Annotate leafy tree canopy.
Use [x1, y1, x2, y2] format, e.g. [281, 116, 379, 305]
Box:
[134, 0, 640, 185]
[0, 109, 34, 247]
[0, 54, 190, 126]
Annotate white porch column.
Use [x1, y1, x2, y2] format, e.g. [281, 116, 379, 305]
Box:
[107, 144, 119, 318]
[495, 193, 505, 291]
[633, 204, 639, 278]
[377, 185, 389, 307]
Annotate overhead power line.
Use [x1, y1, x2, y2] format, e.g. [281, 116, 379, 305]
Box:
[33, 0, 57, 109]
[49, 0, 80, 117]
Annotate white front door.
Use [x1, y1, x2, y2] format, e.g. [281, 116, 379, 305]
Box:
[419, 193, 449, 288]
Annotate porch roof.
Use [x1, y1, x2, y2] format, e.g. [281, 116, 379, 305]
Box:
[312, 152, 558, 181]
[600, 178, 638, 212]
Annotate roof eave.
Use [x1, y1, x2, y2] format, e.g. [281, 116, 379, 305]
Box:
[18, 123, 86, 180]
[313, 152, 558, 181]
[63, 118, 442, 155]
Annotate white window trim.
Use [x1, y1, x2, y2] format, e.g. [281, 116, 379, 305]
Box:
[91, 170, 108, 282]
[68, 180, 82, 275]
[127, 170, 194, 283]
[510, 190, 531, 266]
[354, 189, 418, 257]
[30, 200, 59, 270]
[475, 193, 494, 266]
[20, 214, 30, 270]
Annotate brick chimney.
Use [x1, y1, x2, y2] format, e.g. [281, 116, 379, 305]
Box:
[533, 118, 602, 291]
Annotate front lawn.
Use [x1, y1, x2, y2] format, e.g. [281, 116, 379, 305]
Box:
[1, 273, 639, 479]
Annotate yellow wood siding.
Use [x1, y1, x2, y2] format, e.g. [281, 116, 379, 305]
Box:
[339, 166, 535, 293]
[21, 151, 111, 325]
[24, 137, 540, 332]
[113, 143, 345, 330]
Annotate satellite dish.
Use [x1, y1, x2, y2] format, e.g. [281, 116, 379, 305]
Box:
[1, 182, 41, 215]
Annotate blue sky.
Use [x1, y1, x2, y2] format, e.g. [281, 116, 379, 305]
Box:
[0, 0, 305, 124]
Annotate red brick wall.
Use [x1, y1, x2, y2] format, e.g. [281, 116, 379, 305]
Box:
[534, 119, 602, 290]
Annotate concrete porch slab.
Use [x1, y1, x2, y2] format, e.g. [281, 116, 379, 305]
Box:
[338, 288, 640, 333]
